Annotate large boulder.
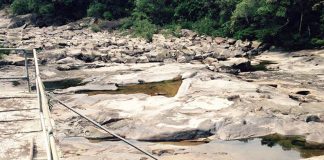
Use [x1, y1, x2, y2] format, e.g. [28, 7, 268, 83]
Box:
[227, 38, 237, 45]
[181, 29, 197, 39]
[66, 48, 82, 57]
[235, 40, 252, 51]
[214, 37, 226, 44]
[211, 47, 231, 60]
[215, 58, 251, 73]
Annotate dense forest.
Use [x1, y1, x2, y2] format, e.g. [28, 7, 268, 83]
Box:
[0, 0, 323, 49]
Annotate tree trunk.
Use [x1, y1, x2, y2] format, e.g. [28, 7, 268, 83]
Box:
[308, 25, 311, 37]
[245, 13, 249, 24]
[299, 12, 303, 35]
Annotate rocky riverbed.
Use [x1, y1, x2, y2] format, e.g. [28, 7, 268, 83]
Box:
[1, 9, 324, 160]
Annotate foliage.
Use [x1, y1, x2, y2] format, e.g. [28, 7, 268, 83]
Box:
[161, 23, 182, 38]
[2, 0, 323, 49]
[87, 2, 105, 18]
[103, 11, 113, 20]
[133, 19, 157, 41]
[90, 24, 101, 33]
[192, 17, 217, 36]
[38, 3, 54, 15]
[311, 38, 324, 47]
[11, 0, 30, 15]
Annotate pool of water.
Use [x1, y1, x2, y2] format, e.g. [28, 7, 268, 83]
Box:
[155, 134, 324, 159]
[77, 80, 182, 97]
[259, 134, 324, 158]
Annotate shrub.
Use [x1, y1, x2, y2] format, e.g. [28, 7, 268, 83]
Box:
[38, 3, 54, 15]
[233, 27, 255, 40]
[120, 17, 133, 29]
[87, 2, 105, 18]
[90, 24, 100, 32]
[103, 11, 113, 20]
[311, 38, 324, 47]
[11, 0, 30, 15]
[192, 17, 216, 36]
[133, 19, 157, 41]
[162, 23, 182, 38]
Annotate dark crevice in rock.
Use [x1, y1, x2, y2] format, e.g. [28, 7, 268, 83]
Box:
[100, 118, 124, 126]
[296, 91, 310, 95]
[31, 78, 85, 91]
[140, 129, 213, 142]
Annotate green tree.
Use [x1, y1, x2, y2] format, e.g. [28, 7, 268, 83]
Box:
[87, 2, 105, 18]
[2, 0, 323, 49]
[11, 0, 30, 14]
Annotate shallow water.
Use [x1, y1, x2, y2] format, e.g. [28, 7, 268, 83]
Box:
[156, 135, 324, 159]
[157, 140, 209, 146]
[259, 134, 324, 158]
[77, 80, 182, 97]
[209, 138, 301, 160]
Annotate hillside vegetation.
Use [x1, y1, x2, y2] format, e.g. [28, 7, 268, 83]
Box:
[0, 0, 323, 49]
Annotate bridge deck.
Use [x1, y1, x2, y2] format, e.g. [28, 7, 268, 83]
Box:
[0, 90, 47, 160]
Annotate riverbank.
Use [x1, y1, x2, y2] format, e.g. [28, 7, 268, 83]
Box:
[0, 10, 324, 160]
